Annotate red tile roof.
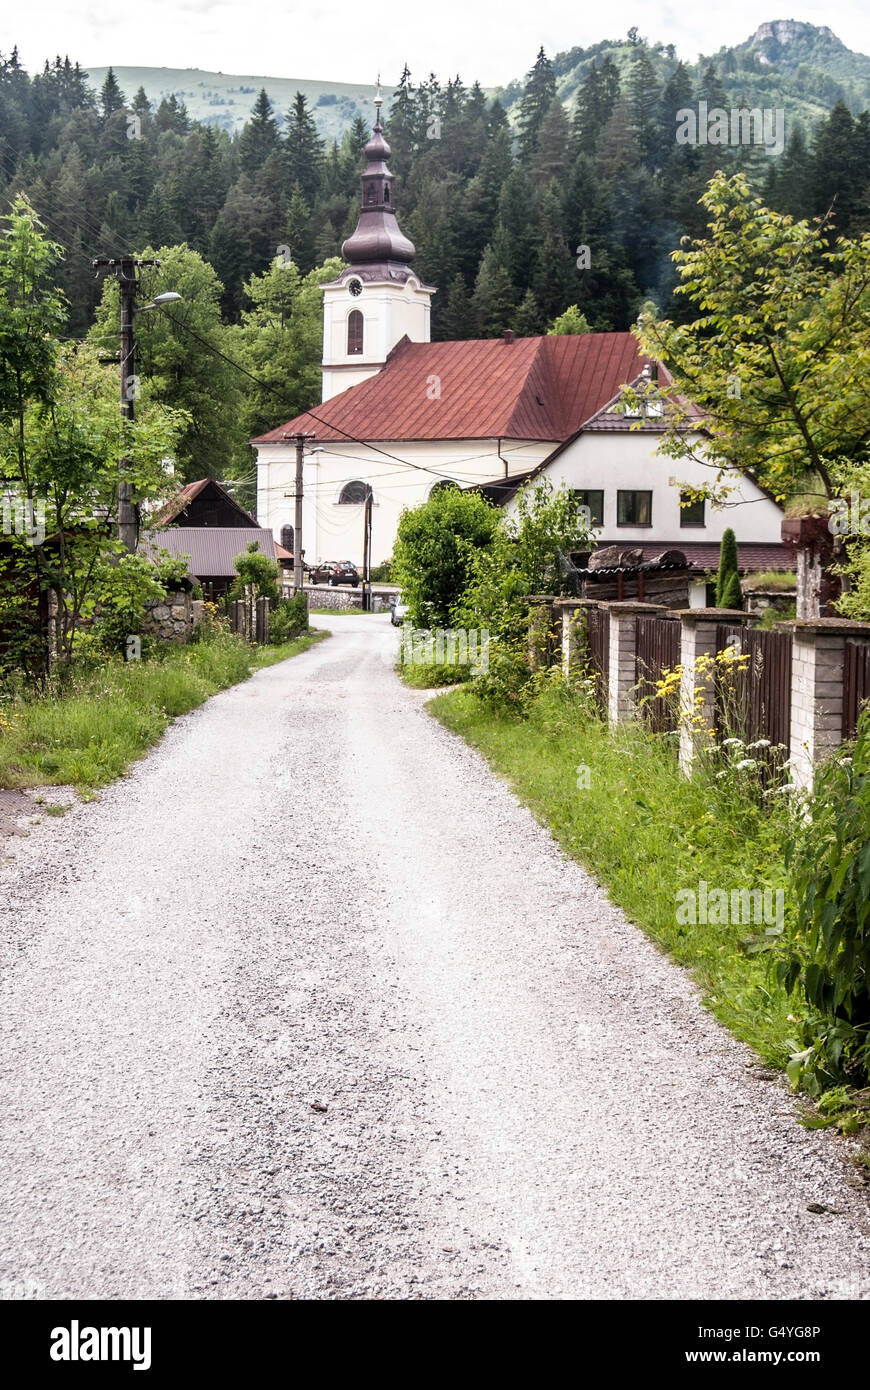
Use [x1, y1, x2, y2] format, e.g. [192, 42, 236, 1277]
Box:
[251, 333, 650, 445]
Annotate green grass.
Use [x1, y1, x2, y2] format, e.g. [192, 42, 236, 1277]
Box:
[429, 681, 799, 1067]
[398, 660, 469, 689]
[0, 629, 328, 794]
[744, 569, 797, 592]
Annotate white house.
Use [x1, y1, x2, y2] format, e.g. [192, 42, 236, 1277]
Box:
[498, 375, 788, 604]
[252, 86, 789, 583]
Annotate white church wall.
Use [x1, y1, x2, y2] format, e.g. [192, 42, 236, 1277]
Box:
[255, 437, 556, 568]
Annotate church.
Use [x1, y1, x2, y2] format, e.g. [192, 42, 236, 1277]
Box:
[252, 90, 787, 580]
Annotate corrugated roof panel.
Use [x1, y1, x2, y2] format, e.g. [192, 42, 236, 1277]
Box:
[251, 333, 647, 446]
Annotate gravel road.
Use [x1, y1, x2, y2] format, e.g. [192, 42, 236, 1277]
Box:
[1, 613, 868, 1301]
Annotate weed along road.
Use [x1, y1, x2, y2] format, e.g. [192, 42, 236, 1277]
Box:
[0, 612, 867, 1301]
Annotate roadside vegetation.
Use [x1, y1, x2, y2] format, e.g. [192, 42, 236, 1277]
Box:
[0, 622, 327, 794]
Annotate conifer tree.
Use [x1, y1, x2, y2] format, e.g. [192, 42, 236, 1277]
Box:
[285, 91, 324, 203]
[99, 67, 125, 120]
[518, 47, 556, 161]
[238, 89, 281, 176]
[716, 528, 741, 608]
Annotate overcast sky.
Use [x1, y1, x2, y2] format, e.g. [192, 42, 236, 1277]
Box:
[6, 2, 870, 88]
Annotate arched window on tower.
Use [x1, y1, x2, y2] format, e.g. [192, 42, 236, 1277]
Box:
[366, 184, 375, 204]
[384, 184, 390, 202]
[338, 481, 373, 505]
[280, 524, 294, 554]
[347, 310, 363, 355]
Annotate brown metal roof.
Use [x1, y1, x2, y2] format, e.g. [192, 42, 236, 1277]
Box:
[252, 333, 650, 446]
[142, 527, 277, 580]
[153, 478, 259, 528]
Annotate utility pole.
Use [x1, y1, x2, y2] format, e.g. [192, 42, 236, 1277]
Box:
[92, 256, 160, 551]
[362, 486, 373, 611]
[282, 432, 314, 592]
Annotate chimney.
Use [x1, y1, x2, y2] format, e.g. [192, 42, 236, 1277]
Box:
[503, 328, 515, 344]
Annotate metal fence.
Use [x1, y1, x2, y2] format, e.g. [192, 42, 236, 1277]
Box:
[587, 606, 610, 714]
[843, 639, 870, 740]
[635, 615, 681, 732]
[714, 624, 792, 750]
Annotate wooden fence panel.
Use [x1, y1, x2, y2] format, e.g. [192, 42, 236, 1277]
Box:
[843, 639, 870, 740]
[587, 606, 610, 714]
[635, 615, 681, 732]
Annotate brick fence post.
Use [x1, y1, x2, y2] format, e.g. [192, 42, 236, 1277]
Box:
[675, 608, 755, 775]
[785, 618, 870, 790]
[555, 598, 598, 679]
[526, 595, 559, 672]
[599, 601, 667, 725]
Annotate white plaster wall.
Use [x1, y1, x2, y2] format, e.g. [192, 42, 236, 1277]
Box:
[255, 438, 553, 567]
[321, 275, 433, 402]
[505, 431, 782, 545]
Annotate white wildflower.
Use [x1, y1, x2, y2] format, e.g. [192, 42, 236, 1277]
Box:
[748, 739, 771, 749]
[734, 758, 758, 770]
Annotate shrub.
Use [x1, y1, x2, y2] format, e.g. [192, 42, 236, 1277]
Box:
[270, 592, 309, 644]
[228, 542, 280, 601]
[778, 712, 870, 1092]
[393, 488, 499, 629]
[715, 528, 742, 608]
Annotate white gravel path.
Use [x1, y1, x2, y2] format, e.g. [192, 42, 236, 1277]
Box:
[0, 613, 868, 1301]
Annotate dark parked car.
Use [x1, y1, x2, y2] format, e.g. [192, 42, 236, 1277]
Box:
[309, 560, 360, 587]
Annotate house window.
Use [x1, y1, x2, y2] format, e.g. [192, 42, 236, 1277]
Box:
[573, 489, 604, 527]
[347, 310, 363, 355]
[280, 524, 294, 552]
[617, 490, 652, 526]
[338, 481, 372, 505]
[680, 492, 705, 528]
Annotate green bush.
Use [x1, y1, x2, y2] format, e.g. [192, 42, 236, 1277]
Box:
[716, 528, 742, 608]
[779, 712, 870, 1092]
[393, 488, 499, 629]
[269, 592, 309, 644]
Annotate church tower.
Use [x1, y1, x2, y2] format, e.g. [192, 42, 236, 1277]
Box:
[320, 82, 435, 402]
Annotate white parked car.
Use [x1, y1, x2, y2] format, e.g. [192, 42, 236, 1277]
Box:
[389, 594, 409, 627]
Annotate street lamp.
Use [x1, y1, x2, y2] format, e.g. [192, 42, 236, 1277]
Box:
[136, 291, 183, 313]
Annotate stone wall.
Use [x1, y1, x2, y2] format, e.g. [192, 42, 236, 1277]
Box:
[302, 584, 398, 613]
[142, 590, 198, 643]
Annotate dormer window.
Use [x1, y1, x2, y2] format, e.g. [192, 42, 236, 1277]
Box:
[347, 309, 363, 355]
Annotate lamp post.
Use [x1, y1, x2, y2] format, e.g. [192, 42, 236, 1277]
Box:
[92, 256, 182, 551]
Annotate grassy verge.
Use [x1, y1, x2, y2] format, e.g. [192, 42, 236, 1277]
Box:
[429, 681, 799, 1068]
[398, 660, 468, 690]
[0, 629, 328, 794]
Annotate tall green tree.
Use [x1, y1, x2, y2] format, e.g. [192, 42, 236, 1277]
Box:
[518, 47, 556, 161]
[285, 91, 324, 203]
[636, 173, 870, 511]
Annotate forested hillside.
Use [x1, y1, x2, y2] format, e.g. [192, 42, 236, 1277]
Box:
[0, 24, 868, 494]
[2, 29, 869, 343]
